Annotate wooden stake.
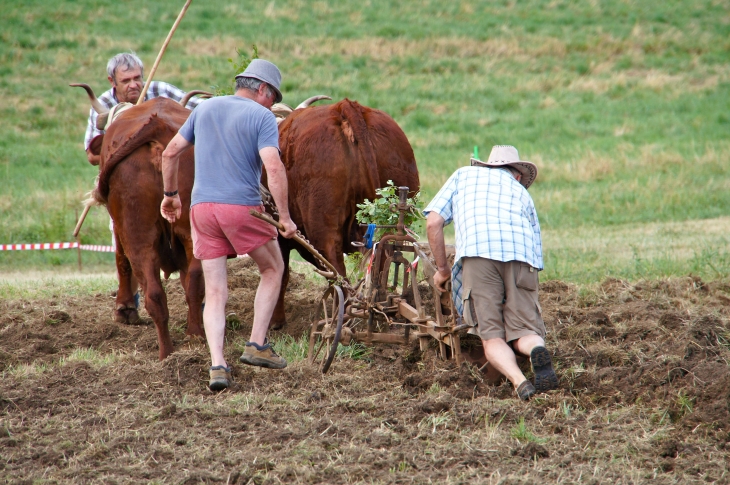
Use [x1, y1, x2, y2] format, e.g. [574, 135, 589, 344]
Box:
[73, 204, 90, 238]
[137, 0, 193, 105]
[75, 209, 82, 271]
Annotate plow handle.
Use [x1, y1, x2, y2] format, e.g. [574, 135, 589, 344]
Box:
[249, 209, 338, 279]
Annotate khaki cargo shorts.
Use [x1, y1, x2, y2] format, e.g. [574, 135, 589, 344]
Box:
[461, 257, 545, 342]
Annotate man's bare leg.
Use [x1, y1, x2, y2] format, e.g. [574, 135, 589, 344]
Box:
[246, 239, 285, 345]
[483, 334, 547, 385]
[482, 338, 528, 388]
[201, 256, 229, 368]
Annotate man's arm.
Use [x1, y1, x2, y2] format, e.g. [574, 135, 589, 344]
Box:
[426, 211, 451, 292]
[160, 133, 192, 223]
[260, 146, 297, 238]
[151, 82, 204, 109]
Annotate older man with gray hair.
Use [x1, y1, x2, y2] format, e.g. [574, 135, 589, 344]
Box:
[160, 59, 296, 391]
[83, 51, 203, 163]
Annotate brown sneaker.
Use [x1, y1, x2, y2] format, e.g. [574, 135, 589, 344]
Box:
[239, 341, 287, 369]
[516, 380, 536, 401]
[209, 365, 232, 391]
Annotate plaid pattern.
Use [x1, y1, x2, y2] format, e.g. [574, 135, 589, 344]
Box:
[83, 81, 204, 149]
[423, 166, 543, 315]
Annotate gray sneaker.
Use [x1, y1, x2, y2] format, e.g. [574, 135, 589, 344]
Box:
[209, 365, 232, 391]
[239, 341, 287, 369]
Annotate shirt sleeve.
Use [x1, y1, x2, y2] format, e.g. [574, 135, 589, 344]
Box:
[423, 170, 458, 225]
[149, 81, 184, 102]
[83, 89, 116, 150]
[151, 82, 204, 110]
[83, 108, 101, 150]
[257, 111, 280, 151]
[178, 107, 197, 144]
[528, 200, 544, 270]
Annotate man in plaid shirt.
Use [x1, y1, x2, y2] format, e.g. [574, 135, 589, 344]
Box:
[424, 145, 558, 401]
[83, 51, 203, 163]
[83, 52, 204, 308]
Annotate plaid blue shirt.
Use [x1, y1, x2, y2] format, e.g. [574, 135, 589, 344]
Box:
[423, 166, 543, 315]
[83, 81, 203, 149]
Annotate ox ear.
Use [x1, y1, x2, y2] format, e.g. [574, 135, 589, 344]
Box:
[87, 135, 104, 166]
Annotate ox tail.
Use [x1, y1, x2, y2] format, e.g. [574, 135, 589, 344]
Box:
[83, 175, 106, 206]
[337, 99, 381, 249]
[338, 100, 378, 174]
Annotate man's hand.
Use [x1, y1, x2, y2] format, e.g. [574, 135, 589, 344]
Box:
[278, 216, 297, 238]
[434, 268, 451, 293]
[160, 195, 182, 223]
[426, 211, 451, 293]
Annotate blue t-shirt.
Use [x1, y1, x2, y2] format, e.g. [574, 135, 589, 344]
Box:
[178, 95, 280, 207]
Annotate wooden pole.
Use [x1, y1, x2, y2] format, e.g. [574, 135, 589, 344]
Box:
[137, 0, 193, 105]
[73, 204, 90, 238]
[75, 209, 82, 271]
[74, 0, 192, 238]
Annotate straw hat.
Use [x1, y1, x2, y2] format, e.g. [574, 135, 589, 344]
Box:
[470, 145, 538, 188]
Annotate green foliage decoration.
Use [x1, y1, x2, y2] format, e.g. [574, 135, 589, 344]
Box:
[211, 45, 259, 96]
[355, 181, 424, 238]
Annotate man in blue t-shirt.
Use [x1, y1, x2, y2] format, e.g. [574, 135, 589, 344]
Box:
[160, 59, 297, 391]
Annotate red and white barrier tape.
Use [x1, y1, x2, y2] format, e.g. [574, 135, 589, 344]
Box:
[0, 242, 114, 252]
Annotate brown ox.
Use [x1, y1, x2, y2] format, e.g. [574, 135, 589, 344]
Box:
[268, 98, 420, 329]
[82, 94, 205, 360]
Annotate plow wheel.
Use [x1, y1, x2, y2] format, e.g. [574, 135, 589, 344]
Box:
[308, 285, 345, 373]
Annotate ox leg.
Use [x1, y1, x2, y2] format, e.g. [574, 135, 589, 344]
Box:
[179, 257, 206, 339]
[321, 239, 347, 277]
[270, 244, 290, 331]
[136, 264, 174, 360]
[114, 239, 140, 325]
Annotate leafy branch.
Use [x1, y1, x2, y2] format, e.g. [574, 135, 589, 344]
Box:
[355, 181, 424, 237]
[211, 45, 259, 96]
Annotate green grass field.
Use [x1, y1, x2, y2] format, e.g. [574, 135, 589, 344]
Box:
[1, 0, 729, 283]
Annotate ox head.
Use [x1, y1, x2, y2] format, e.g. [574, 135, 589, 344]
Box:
[71, 83, 214, 131]
[272, 95, 332, 124]
[70, 83, 111, 131]
[72, 83, 213, 165]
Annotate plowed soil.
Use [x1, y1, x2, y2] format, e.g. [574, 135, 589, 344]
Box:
[2, 258, 730, 484]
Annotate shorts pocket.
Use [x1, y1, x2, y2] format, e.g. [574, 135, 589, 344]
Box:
[516, 264, 538, 291]
[462, 287, 478, 327]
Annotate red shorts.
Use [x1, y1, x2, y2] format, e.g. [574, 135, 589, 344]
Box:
[190, 203, 277, 260]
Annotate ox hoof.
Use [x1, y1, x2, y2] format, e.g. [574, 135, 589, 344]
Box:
[181, 334, 206, 349]
[114, 308, 141, 325]
[270, 320, 287, 331]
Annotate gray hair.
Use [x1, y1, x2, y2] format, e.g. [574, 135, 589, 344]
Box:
[107, 52, 144, 81]
[235, 76, 273, 97]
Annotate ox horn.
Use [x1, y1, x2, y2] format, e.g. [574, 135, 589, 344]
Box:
[271, 103, 293, 118]
[69, 83, 109, 115]
[295, 95, 332, 110]
[179, 90, 213, 107]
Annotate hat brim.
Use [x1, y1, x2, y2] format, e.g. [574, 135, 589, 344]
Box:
[235, 74, 283, 103]
[470, 158, 538, 189]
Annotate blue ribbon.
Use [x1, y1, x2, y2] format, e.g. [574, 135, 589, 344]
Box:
[364, 223, 376, 249]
